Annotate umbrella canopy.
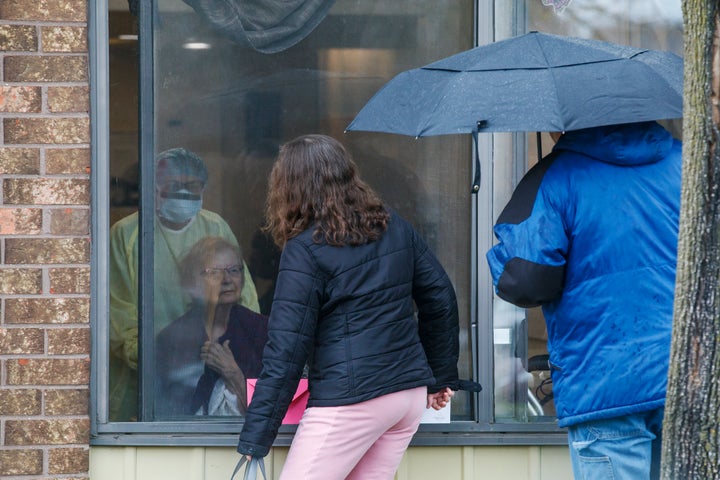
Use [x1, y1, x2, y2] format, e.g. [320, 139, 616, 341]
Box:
[346, 31, 683, 137]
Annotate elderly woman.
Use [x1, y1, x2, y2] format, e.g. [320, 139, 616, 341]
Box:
[156, 237, 268, 417]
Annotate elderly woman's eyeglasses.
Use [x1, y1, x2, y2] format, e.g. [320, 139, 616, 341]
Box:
[201, 264, 243, 280]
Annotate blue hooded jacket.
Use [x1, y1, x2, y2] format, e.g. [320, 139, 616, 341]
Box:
[486, 121, 681, 427]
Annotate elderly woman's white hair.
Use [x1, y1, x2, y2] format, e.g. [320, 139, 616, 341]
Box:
[178, 236, 244, 300]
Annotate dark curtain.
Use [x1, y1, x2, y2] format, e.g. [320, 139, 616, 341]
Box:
[128, 0, 337, 53]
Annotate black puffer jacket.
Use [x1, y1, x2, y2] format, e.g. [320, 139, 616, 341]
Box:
[237, 211, 460, 457]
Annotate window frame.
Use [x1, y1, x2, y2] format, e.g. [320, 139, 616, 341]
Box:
[90, 0, 569, 446]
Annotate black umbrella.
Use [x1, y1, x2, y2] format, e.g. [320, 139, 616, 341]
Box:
[346, 32, 683, 192]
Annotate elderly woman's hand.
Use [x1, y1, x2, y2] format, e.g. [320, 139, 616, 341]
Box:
[201, 339, 239, 377]
[201, 340, 248, 412]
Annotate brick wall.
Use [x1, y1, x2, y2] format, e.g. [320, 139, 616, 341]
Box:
[0, 0, 91, 478]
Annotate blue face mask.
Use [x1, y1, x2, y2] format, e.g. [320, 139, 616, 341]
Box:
[157, 189, 202, 225]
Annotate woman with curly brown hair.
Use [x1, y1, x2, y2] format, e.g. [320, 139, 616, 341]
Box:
[236, 134, 476, 479]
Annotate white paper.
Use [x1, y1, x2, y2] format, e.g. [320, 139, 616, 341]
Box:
[420, 399, 451, 424]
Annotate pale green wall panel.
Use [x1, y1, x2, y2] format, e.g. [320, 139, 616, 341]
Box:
[472, 446, 534, 479]
[397, 447, 464, 479]
[135, 447, 205, 477]
[89, 446, 138, 480]
[202, 448, 237, 478]
[539, 446, 574, 480]
[90, 445, 573, 479]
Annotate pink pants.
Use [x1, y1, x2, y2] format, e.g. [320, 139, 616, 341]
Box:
[278, 386, 427, 480]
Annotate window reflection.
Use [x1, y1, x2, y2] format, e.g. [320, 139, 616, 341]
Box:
[109, 0, 474, 423]
[108, 148, 259, 421]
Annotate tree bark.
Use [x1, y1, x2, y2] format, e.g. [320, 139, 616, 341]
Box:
[662, 1, 720, 479]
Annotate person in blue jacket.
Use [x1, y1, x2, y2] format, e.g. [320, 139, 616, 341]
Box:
[486, 121, 681, 480]
[236, 134, 480, 479]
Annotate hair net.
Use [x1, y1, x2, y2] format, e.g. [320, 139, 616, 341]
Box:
[155, 148, 209, 185]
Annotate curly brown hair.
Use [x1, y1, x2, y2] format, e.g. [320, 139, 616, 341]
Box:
[265, 134, 389, 248]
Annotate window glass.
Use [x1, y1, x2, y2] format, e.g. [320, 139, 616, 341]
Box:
[108, 0, 474, 425]
[492, 0, 683, 423]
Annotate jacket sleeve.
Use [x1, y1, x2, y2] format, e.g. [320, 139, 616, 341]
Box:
[236, 239, 322, 457]
[485, 157, 567, 307]
[411, 228, 460, 393]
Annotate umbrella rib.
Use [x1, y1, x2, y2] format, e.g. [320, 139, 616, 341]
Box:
[534, 35, 565, 132]
[423, 60, 634, 73]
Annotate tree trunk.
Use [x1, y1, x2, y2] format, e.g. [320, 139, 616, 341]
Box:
[662, 1, 720, 479]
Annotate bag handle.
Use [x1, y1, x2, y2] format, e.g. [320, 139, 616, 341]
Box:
[231, 456, 267, 480]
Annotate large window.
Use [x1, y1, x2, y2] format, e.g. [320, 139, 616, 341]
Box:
[94, 0, 683, 442]
[102, 0, 476, 435]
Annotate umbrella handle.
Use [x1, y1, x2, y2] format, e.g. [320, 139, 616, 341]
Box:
[471, 129, 542, 194]
[471, 124, 483, 194]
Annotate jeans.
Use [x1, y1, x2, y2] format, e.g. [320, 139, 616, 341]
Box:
[567, 407, 664, 480]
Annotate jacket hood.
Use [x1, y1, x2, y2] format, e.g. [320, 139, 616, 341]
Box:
[552, 121, 675, 166]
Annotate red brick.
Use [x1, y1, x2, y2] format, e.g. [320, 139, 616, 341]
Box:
[0, 327, 45, 354]
[0, 24, 37, 51]
[0, 86, 42, 112]
[0, 208, 42, 234]
[5, 418, 90, 445]
[46, 148, 90, 174]
[48, 86, 90, 113]
[0, 268, 43, 294]
[51, 448, 89, 474]
[6, 358, 90, 386]
[0, 389, 42, 415]
[4, 298, 90, 325]
[4, 117, 90, 144]
[49, 267, 90, 294]
[0, 449, 43, 476]
[5, 238, 90, 264]
[0, 0, 87, 22]
[49, 447, 89, 474]
[3, 178, 90, 205]
[49, 208, 90, 235]
[0, 147, 40, 174]
[48, 327, 89, 355]
[4, 55, 87, 82]
[44, 389, 88, 415]
[42, 26, 87, 52]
